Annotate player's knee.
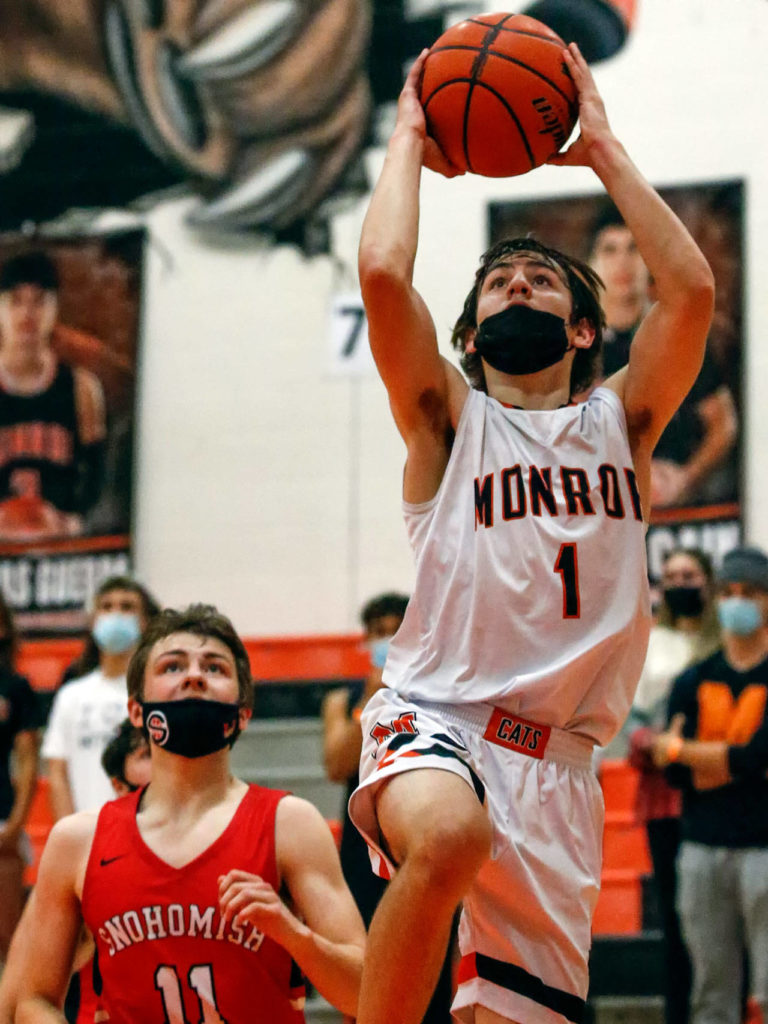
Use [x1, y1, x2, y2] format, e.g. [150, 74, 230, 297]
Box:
[406, 808, 491, 892]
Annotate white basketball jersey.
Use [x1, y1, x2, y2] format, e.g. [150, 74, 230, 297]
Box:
[384, 386, 651, 746]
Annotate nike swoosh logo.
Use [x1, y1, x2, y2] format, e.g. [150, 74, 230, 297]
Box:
[100, 855, 126, 866]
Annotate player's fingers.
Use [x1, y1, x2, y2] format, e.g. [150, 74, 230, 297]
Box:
[218, 870, 262, 889]
[423, 137, 464, 177]
[403, 49, 429, 93]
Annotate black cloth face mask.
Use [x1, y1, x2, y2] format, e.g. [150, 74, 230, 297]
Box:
[663, 586, 705, 619]
[141, 699, 241, 758]
[474, 304, 570, 376]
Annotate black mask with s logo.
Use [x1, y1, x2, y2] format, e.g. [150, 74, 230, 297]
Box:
[474, 304, 570, 376]
[140, 699, 241, 758]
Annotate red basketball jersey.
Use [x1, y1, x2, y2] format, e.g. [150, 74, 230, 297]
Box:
[81, 784, 305, 1024]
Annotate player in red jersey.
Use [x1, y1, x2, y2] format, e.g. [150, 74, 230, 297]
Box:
[15, 604, 366, 1024]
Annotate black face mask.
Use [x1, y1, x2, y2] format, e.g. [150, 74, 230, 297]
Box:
[474, 304, 570, 376]
[141, 699, 241, 759]
[663, 586, 705, 619]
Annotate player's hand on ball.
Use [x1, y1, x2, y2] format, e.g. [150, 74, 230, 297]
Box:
[398, 52, 464, 178]
[547, 43, 615, 168]
[218, 870, 293, 944]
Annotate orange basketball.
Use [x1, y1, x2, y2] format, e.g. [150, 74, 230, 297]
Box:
[419, 12, 578, 177]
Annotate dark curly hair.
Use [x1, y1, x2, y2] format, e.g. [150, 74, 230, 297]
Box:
[450, 237, 606, 395]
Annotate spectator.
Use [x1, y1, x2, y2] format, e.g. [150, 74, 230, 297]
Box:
[41, 575, 159, 819]
[0, 588, 40, 963]
[627, 547, 720, 1024]
[323, 592, 409, 926]
[653, 546, 768, 1024]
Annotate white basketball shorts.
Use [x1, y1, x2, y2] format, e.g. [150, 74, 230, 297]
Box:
[348, 688, 604, 1024]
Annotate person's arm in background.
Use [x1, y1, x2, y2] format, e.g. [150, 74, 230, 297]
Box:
[655, 711, 768, 790]
[652, 666, 699, 788]
[46, 759, 74, 821]
[40, 690, 75, 821]
[0, 730, 38, 855]
[323, 666, 384, 784]
[0, 675, 40, 856]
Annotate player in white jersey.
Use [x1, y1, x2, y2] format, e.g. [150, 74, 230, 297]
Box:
[351, 43, 714, 1024]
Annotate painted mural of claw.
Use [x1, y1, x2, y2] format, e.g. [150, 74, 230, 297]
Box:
[178, 1, 302, 82]
[186, 148, 313, 230]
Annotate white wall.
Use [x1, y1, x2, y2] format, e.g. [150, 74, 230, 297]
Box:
[130, 0, 768, 636]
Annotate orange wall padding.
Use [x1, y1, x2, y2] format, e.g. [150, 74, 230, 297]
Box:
[18, 633, 371, 692]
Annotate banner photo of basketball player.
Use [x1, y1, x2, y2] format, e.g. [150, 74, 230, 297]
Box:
[0, 229, 144, 636]
[489, 180, 743, 579]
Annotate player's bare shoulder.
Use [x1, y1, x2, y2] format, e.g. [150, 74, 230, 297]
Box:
[38, 809, 99, 896]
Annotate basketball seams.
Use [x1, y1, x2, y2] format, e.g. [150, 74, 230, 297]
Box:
[422, 80, 535, 174]
[462, 15, 513, 174]
[469, 81, 536, 171]
[484, 52, 577, 113]
[424, 49, 575, 117]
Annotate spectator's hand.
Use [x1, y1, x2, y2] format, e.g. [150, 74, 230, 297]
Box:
[651, 713, 685, 767]
[627, 726, 657, 772]
[218, 870, 295, 946]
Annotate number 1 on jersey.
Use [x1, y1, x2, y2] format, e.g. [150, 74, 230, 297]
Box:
[155, 964, 229, 1024]
[554, 543, 580, 619]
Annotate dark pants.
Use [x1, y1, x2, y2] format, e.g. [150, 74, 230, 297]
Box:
[647, 817, 692, 1024]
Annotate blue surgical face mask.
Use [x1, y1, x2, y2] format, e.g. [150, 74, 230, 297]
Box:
[717, 596, 763, 636]
[92, 612, 142, 654]
[369, 637, 391, 669]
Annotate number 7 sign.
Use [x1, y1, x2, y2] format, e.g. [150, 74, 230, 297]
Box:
[328, 293, 374, 376]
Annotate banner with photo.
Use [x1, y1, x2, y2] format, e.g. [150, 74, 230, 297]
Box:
[489, 180, 744, 580]
[0, 229, 144, 635]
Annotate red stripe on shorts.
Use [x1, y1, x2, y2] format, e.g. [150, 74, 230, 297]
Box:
[457, 952, 478, 985]
[483, 708, 551, 759]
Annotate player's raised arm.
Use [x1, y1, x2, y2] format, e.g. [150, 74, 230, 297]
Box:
[15, 815, 93, 1024]
[552, 44, 715, 464]
[358, 52, 467, 464]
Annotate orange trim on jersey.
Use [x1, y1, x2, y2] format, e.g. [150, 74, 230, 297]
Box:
[483, 707, 551, 759]
[697, 682, 767, 743]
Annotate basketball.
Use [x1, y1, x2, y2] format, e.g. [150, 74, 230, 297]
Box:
[419, 12, 578, 177]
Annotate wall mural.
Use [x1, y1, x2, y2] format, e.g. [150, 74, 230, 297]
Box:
[0, 0, 636, 248]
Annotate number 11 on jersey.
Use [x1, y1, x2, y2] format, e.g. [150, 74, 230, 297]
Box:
[554, 543, 580, 619]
